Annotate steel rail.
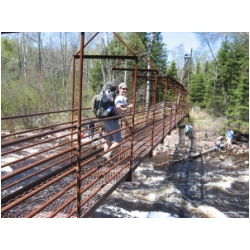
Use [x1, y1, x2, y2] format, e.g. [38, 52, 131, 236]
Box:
[0, 111, 187, 217]
[1, 125, 76, 148]
[1, 32, 190, 218]
[1, 167, 76, 214]
[1, 147, 76, 182]
[1, 108, 79, 120]
[1, 131, 75, 157]
[68, 161, 130, 218]
[65, 159, 131, 218]
[1, 154, 75, 191]
[51, 154, 131, 218]
[1, 139, 75, 168]
[25, 180, 77, 218]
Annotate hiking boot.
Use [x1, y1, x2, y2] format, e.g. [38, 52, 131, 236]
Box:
[103, 151, 111, 160]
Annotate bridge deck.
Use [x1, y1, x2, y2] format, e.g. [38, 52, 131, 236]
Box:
[1, 108, 187, 218]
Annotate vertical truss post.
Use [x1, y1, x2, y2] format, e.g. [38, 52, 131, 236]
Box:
[143, 81, 146, 111]
[70, 56, 76, 164]
[170, 86, 174, 131]
[163, 80, 168, 138]
[160, 84, 165, 143]
[148, 75, 157, 157]
[76, 32, 84, 218]
[126, 60, 138, 181]
[175, 87, 179, 126]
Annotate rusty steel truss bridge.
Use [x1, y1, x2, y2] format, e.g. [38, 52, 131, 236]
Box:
[1, 32, 191, 218]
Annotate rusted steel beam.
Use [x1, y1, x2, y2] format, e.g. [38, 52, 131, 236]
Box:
[1, 154, 75, 192]
[1, 167, 76, 214]
[112, 68, 157, 72]
[1, 32, 189, 218]
[1, 119, 78, 139]
[1, 125, 76, 148]
[134, 45, 158, 71]
[1, 131, 73, 157]
[75, 32, 85, 218]
[1, 109, 78, 120]
[1, 111, 188, 218]
[1, 139, 74, 168]
[114, 32, 137, 56]
[25, 180, 77, 218]
[74, 55, 137, 60]
[1, 147, 76, 182]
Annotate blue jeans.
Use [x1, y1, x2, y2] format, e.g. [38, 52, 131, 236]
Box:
[88, 129, 94, 139]
[215, 141, 222, 150]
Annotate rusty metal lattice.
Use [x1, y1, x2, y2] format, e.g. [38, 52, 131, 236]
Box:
[1, 32, 190, 218]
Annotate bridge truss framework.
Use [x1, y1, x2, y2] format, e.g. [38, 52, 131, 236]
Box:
[1, 32, 190, 218]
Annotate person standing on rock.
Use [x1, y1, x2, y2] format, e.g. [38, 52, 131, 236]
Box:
[227, 127, 234, 149]
[215, 136, 224, 151]
[185, 122, 193, 139]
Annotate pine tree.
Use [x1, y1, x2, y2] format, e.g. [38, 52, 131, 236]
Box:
[190, 62, 206, 107]
[167, 61, 178, 79]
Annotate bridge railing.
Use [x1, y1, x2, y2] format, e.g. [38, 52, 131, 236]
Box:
[1, 103, 188, 217]
[1, 32, 189, 217]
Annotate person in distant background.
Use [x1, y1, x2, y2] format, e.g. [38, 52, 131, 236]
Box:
[98, 127, 105, 138]
[88, 120, 95, 139]
[215, 136, 224, 151]
[227, 127, 234, 149]
[185, 122, 193, 139]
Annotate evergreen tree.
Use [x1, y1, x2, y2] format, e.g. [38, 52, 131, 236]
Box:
[190, 62, 206, 107]
[224, 34, 249, 132]
[168, 61, 178, 79]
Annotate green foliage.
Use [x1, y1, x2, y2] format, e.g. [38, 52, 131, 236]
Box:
[1, 37, 20, 81]
[190, 73, 206, 107]
[190, 33, 249, 132]
[151, 33, 168, 75]
[168, 61, 178, 79]
[2, 32, 248, 134]
[89, 61, 106, 93]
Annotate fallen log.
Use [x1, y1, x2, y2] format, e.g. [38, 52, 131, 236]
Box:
[190, 143, 227, 159]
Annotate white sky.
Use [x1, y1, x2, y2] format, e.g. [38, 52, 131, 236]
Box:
[162, 32, 200, 54]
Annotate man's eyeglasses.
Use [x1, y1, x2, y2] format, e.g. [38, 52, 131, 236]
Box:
[121, 88, 127, 90]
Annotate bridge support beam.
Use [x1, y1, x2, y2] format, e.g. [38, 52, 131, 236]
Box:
[125, 172, 132, 182]
[148, 149, 153, 157]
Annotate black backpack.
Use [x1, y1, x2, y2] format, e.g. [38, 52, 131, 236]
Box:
[92, 81, 118, 118]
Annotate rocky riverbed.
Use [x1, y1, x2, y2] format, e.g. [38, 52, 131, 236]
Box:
[91, 126, 249, 218]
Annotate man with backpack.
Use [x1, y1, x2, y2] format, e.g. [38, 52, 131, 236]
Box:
[103, 82, 133, 159]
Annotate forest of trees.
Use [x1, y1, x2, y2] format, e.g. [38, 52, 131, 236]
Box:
[1, 32, 249, 133]
[190, 32, 249, 133]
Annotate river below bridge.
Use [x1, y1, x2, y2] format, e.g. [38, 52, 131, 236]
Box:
[2, 128, 249, 218]
[91, 149, 249, 218]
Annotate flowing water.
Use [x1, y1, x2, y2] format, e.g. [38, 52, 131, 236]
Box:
[2, 131, 249, 218]
[91, 150, 249, 218]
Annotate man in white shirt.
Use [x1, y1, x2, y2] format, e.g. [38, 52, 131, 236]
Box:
[103, 82, 133, 159]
